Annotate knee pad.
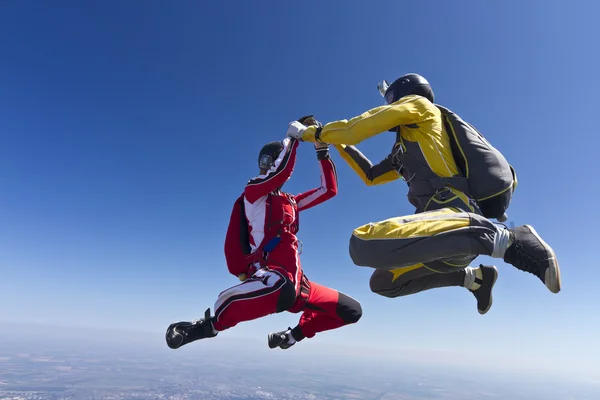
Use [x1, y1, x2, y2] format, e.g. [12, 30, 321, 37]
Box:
[348, 234, 371, 267]
[370, 286, 401, 298]
[336, 293, 363, 324]
[369, 270, 391, 293]
[275, 280, 297, 313]
[369, 282, 398, 298]
[369, 271, 406, 298]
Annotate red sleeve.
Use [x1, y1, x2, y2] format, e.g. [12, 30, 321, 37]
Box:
[295, 148, 338, 212]
[244, 138, 299, 204]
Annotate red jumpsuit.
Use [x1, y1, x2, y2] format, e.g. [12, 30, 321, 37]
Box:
[211, 138, 362, 341]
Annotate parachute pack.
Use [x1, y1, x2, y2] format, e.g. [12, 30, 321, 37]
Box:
[223, 193, 282, 278]
[438, 105, 517, 219]
[397, 105, 517, 220]
[224, 194, 252, 278]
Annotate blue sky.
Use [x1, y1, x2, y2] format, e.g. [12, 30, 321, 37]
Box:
[1, 0, 598, 380]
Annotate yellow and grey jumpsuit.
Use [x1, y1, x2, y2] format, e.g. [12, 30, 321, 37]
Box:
[300, 95, 504, 298]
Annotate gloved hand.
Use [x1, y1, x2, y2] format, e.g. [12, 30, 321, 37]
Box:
[314, 141, 329, 150]
[238, 273, 247, 281]
[287, 120, 307, 141]
[298, 115, 322, 128]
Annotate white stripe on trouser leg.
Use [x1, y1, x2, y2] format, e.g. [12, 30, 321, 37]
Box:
[213, 269, 285, 322]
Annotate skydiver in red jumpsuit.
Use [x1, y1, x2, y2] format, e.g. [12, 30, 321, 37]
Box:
[166, 118, 362, 350]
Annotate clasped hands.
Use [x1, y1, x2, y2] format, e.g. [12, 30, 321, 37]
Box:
[287, 115, 328, 150]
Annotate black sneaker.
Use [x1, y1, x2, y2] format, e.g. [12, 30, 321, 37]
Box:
[469, 264, 498, 315]
[165, 308, 217, 349]
[268, 328, 295, 350]
[504, 225, 561, 293]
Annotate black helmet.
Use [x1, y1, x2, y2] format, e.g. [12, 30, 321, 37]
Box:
[258, 141, 284, 172]
[377, 73, 434, 104]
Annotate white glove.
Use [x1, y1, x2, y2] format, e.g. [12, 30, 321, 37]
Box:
[286, 121, 307, 141]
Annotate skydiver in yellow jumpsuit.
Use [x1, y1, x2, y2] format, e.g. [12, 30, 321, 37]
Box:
[286, 73, 561, 315]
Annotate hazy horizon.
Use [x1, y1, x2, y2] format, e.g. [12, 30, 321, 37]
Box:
[2, 323, 599, 400]
[2, 320, 598, 388]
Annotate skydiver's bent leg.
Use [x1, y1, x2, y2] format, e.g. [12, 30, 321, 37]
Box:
[369, 265, 465, 297]
[268, 280, 362, 350]
[293, 281, 362, 339]
[369, 264, 499, 315]
[349, 207, 561, 293]
[212, 266, 297, 331]
[349, 207, 496, 269]
[166, 266, 296, 350]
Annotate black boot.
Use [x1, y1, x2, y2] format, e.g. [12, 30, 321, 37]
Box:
[469, 264, 498, 315]
[165, 308, 218, 349]
[268, 327, 295, 350]
[503, 225, 561, 293]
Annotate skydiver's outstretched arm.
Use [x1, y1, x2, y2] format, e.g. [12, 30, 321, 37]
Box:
[295, 144, 338, 212]
[298, 95, 433, 146]
[333, 144, 401, 186]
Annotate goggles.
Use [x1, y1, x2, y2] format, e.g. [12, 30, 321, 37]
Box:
[259, 154, 273, 171]
[377, 79, 395, 104]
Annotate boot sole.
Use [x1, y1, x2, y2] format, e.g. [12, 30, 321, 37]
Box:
[267, 333, 280, 349]
[165, 324, 184, 349]
[524, 225, 561, 293]
[478, 265, 498, 315]
[268, 333, 294, 349]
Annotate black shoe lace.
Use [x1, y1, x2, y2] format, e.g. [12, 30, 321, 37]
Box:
[512, 242, 541, 276]
[186, 319, 208, 340]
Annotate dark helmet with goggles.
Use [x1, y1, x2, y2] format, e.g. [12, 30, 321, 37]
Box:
[258, 141, 284, 172]
[377, 73, 434, 105]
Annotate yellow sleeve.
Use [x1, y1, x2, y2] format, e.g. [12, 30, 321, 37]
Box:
[333, 144, 402, 186]
[301, 95, 435, 145]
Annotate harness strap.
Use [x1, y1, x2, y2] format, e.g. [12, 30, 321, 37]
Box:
[244, 236, 280, 265]
[298, 272, 311, 304]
